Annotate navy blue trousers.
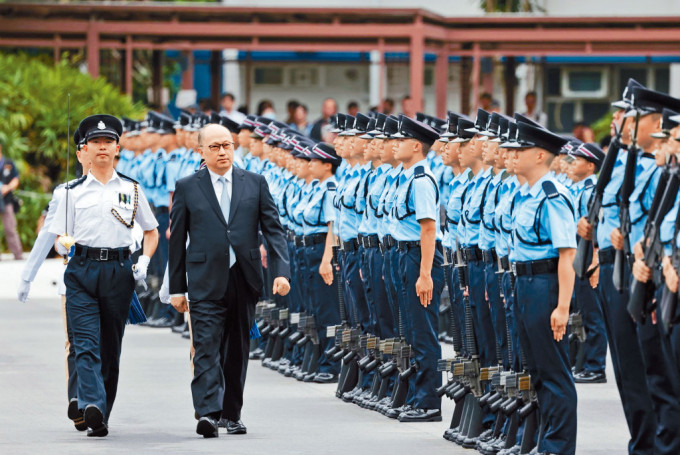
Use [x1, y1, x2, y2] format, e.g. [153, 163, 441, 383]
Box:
[597, 261, 655, 455]
[304, 242, 341, 375]
[515, 272, 577, 455]
[62, 297, 78, 401]
[467, 259, 497, 367]
[484, 261, 509, 369]
[636, 287, 680, 455]
[151, 207, 169, 278]
[382, 247, 401, 337]
[445, 257, 467, 356]
[398, 246, 444, 410]
[64, 253, 134, 421]
[341, 248, 370, 329]
[573, 276, 608, 373]
[502, 271, 522, 373]
[365, 246, 395, 339]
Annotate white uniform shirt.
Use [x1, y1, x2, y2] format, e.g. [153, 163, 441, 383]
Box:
[207, 166, 233, 204]
[49, 171, 158, 248]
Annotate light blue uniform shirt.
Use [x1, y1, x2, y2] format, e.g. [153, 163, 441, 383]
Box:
[303, 177, 337, 235]
[629, 157, 661, 246]
[598, 147, 628, 249]
[389, 159, 442, 242]
[458, 167, 493, 247]
[494, 175, 519, 257]
[378, 164, 403, 239]
[660, 191, 680, 256]
[338, 163, 369, 241]
[137, 149, 156, 203]
[283, 178, 302, 229]
[359, 164, 389, 235]
[290, 180, 318, 235]
[116, 149, 134, 176]
[479, 171, 505, 251]
[165, 147, 186, 193]
[177, 149, 201, 181]
[509, 173, 577, 262]
[443, 168, 471, 249]
[153, 148, 169, 208]
[572, 175, 597, 220]
[376, 165, 402, 240]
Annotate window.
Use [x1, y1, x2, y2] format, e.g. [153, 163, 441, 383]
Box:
[254, 67, 283, 85]
[561, 68, 609, 98]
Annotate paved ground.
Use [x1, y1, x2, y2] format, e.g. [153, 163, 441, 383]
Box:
[0, 257, 629, 454]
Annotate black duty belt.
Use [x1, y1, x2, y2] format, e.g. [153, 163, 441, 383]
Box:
[500, 255, 510, 272]
[481, 248, 497, 264]
[303, 233, 326, 247]
[342, 238, 359, 252]
[380, 235, 396, 251]
[294, 236, 305, 247]
[154, 206, 169, 214]
[396, 240, 444, 253]
[463, 246, 483, 263]
[75, 244, 131, 262]
[359, 234, 380, 249]
[598, 247, 615, 265]
[444, 248, 460, 266]
[512, 258, 559, 277]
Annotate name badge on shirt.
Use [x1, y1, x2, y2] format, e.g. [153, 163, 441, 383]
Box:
[117, 192, 133, 210]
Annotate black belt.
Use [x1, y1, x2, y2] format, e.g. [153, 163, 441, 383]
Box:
[463, 246, 483, 263]
[294, 235, 304, 247]
[396, 240, 443, 252]
[360, 234, 380, 249]
[154, 206, 169, 214]
[598, 247, 615, 265]
[303, 233, 326, 247]
[444, 248, 460, 266]
[512, 258, 559, 277]
[481, 248, 497, 264]
[500, 255, 510, 271]
[75, 244, 131, 262]
[342, 238, 359, 252]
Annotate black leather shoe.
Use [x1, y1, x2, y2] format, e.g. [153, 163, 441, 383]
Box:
[84, 405, 108, 437]
[196, 417, 219, 438]
[398, 408, 442, 422]
[172, 322, 188, 333]
[67, 398, 87, 431]
[249, 348, 264, 360]
[283, 365, 299, 377]
[303, 372, 317, 382]
[150, 316, 175, 328]
[182, 329, 191, 339]
[313, 372, 338, 384]
[226, 419, 247, 435]
[574, 370, 607, 384]
[385, 404, 411, 419]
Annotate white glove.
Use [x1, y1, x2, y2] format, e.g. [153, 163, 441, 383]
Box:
[55, 241, 69, 256]
[133, 255, 150, 282]
[17, 280, 31, 303]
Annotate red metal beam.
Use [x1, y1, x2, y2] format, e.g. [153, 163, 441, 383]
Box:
[410, 16, 425, 111]
[435, 48, 448, 118]
[447, 27, 680, 43]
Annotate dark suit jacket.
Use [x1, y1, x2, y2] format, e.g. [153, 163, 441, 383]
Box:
[169, 166, 290, 301]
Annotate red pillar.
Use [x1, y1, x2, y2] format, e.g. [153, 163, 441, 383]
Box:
[86, 22, 99, 78]
[125, 36, 133, 96]
[471, 42, 481, 113]
[409, 15, 425, 111]
[181, 50, 194, 90]
[435, 49, 449, 118]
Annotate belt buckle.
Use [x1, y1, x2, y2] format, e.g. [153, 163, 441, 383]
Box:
[511, 262, 517, 275]
[99, 248, 109, 261]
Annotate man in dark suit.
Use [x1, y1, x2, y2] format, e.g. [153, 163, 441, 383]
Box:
[169, 123, 290, 438]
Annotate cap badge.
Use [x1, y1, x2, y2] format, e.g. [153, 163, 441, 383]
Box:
[97, 121, 106, 130]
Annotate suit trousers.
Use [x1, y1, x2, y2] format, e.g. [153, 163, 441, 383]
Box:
[189, 262, 257, 420]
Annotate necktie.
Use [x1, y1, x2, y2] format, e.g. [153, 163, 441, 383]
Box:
[219, 176, 236, 268]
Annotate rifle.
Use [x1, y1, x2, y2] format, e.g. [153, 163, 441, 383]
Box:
[568, 312, 586, 373]
[628, 166, 680, 321]
[613, 112, 640, 292]
[660, 193, 680, 334]
[573, 123, 624, 278]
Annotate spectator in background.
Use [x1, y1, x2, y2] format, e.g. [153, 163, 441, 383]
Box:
[347, 101, 359, 117]
[310, 97, 338, 142]
[220, 92, 247, 124]
[599, 135, 612, 154]
[382, 98, 395, 115]
[285, 100, 300, 125]
[0, 140, 22, 259]
[198, 98, 216, 115]
[289, 103, 312, 136]
[257, 99, 276, 119]
[401, 95, 416, 118]
[490, 99, 501, 113]
[521, 91, 548, 126]
[572, 122, 595, 143]
[479, 92, 493, 112]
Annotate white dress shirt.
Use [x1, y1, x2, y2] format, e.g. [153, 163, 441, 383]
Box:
[49, 171, 158, 249]
[208, 166, 233, 208]
[220, 109, 247, 125]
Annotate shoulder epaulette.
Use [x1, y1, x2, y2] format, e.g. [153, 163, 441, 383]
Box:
[542, 180, 559, 199]
[584, 177, 595, 190]
[117, 172, 139, 184]
[414, 165, 426, 178]
[467, 170, 474, 180]
[64, 175, 87, 190]
[327, 181, 337, 191]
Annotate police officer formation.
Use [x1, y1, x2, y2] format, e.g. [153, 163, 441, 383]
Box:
[16, 78, 680, 455]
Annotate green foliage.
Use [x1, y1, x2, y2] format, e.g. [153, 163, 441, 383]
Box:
[0, 52, 146, 252]
[591, 111, 614, 143]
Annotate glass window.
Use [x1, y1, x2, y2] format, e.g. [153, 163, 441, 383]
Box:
[582, 102, 611, 126]
[547, 101, 575, 133]
[619, 68, 647, 94]
[568, 71, 602, 92]
[546, 68, 561, 96]
[655, 68, 670, 93]
[254, 67, 283, 85]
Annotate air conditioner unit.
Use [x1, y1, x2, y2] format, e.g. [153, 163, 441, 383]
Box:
[561, 67, 609, 98]
[289, 67, 318, 87]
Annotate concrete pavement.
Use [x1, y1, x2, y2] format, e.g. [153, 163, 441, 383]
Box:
[0, 258, 629, 454]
